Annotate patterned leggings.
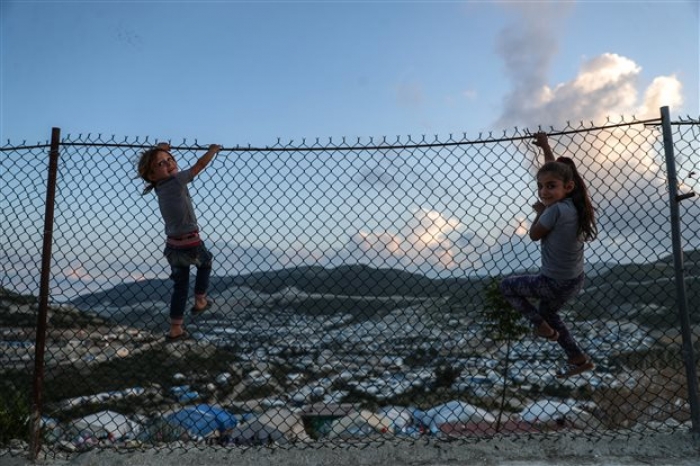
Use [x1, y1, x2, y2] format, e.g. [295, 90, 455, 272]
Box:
[499, 273, 585, 359]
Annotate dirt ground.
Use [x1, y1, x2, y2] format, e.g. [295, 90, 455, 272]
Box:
[2, 431, 699, 466]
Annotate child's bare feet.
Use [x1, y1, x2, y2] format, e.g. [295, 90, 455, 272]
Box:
[534, 321, 559, 341]
[191, 295, 213, 316]
[166, 323, 189, 342]
[557, 355, 595, 378]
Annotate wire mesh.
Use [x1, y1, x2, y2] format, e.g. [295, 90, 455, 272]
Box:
[1, 116, 699, 457]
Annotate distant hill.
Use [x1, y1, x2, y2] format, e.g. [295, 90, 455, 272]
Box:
[576, 249, 700, 325]
[216, 264, 484, 297]
[70, 250, 699, 325]
[70, 264, 489, 309]
[69, 278, 173, 309]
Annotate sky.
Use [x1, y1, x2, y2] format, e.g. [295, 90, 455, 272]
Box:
[1, 0, 698, 145]
[1, 1, 699, 299]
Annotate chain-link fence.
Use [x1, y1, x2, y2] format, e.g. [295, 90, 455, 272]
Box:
[1, 110, 699, 459]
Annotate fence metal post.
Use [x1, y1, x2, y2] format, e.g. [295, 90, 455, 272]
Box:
[660, 106, 700, 433]
[29, 127, 61, 460]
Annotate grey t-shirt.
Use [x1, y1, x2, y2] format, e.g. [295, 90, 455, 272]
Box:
[538, 198, 584, 280]
[154, 169, 198, 237]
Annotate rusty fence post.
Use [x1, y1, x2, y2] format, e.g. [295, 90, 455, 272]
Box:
[660, 106, 700, 433]
[29, 127, 61, 460]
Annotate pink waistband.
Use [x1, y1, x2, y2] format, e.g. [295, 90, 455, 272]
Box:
[166, 231, 201, 248]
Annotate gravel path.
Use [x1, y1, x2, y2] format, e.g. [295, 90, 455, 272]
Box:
[2, 431, 699, 466]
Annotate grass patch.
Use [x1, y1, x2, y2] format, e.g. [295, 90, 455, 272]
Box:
[0, 288, 37, 305]
[0, 381, 31, 445]
[29, 345, 243, 421]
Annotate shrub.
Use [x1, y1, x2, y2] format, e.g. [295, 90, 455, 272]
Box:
[0, 382, 31, 445]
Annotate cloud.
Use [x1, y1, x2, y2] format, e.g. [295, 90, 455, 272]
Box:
[488, 3, 697, 266]
[494, 2, 572, 126]
[357, 155, 403, 189]
[62, 266, 92, 281]
[395, 81, 425, 108]
[494, 2, 684, 129]
[330, 207, 487, 277]
[498, 51, 683, 129]
[637, 75, 684, 119]
[461, 89, 477, 101]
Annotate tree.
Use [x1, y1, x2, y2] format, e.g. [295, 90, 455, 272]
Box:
[481, 278, 529, 432]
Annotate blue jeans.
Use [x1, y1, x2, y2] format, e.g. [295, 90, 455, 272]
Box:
[499, 273, 585, 359]
[164, 243, 213, 320]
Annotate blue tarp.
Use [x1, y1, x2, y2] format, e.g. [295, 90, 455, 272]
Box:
[165, 404, 239, 438]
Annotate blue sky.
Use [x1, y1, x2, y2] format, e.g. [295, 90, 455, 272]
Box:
[1, 1, 699, 299]
[1, 1, 697, 145]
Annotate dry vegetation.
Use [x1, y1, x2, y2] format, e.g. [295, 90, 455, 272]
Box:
[592, 367, 696, 429]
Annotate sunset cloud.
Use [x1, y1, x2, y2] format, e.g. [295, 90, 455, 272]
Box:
[62, 266, 91, 281]
[336, 207, 485, 276]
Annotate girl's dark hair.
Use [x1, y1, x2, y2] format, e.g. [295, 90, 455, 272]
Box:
[537, 157, 598, 241]
[137, 147, 164, 195]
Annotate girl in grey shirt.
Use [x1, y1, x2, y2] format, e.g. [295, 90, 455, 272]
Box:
[138, 142, 222, 342]
[500, 132, 597, 378]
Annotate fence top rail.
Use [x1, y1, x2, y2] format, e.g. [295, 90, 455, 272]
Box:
[5, 115, 698, 154]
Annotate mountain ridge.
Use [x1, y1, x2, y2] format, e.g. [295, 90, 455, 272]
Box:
[69, 249, 699, 315]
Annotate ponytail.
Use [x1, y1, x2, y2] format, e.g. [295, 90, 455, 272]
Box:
[142, 183, 156, 196]
[137, 146, 161, 196]
[556, 157, 598, 241]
